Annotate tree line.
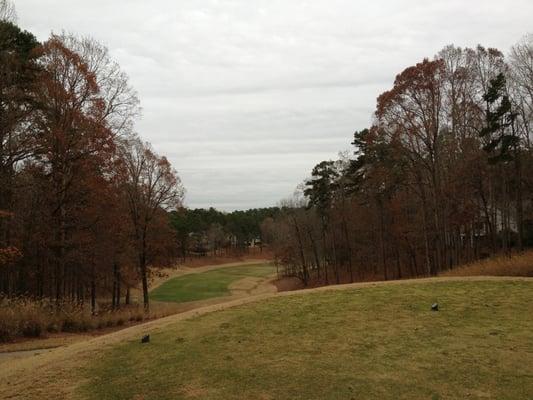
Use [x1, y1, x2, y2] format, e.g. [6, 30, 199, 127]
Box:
[265, 37, 533, 286]
[0, 2, 184, 311]
[170, 207, 280, 259]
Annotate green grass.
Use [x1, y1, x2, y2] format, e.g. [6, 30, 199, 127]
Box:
[149, 263, 276, 303]
[81, 280, 533, 400]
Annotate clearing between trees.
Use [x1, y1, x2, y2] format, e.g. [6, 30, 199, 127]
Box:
[0, 276, 531, 400]
[150, 262, 276, 303]
[0, 260, 275, 355]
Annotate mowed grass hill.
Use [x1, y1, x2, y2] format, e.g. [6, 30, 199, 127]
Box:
[150, 263, 277, 303]
[1, 277, 531, 400]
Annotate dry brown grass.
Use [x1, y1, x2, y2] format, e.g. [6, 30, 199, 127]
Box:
[0, 297, 179, 343]
[441, 251, 533, 277]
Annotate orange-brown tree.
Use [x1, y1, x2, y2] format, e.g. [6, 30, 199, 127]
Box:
[0, 16, 182, 317]
[271, 39, 533, 287]
[119, 137, 184, 310]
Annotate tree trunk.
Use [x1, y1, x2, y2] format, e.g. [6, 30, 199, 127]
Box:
[292, 216, 308, 286]
[342, 216, 354, 283]
[91, 278, 96, 315]
[140, 260, 149, 311]
[377, 197, 387, 280]
[306, 227, 321, 281]
[515, 143, 524, 251]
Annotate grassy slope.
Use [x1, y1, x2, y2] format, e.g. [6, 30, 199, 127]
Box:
[150, 263, 276, 303]
[81, 280, 533, 400]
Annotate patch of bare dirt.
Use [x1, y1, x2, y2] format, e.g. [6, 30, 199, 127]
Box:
[0, 333, 94, 356]
[229, 276, 277, 296]
[273, 276, 305, 292]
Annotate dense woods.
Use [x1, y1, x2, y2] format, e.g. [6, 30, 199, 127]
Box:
[170, 207, 280, 259]
[0, 3, 184, 314]
[267, 37, 533, 285]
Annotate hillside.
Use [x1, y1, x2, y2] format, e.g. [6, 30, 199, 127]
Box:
[1, 277, 531, 400]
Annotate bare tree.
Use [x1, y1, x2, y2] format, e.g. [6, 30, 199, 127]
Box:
[56, 33, 141, 138]
[509, 34, 533, 149]
[0, 0, 16, 22]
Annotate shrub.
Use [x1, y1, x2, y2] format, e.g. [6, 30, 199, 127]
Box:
[0, 296, 179, 342]
[20, 318, 43, 338]
[0, 296, 47, 341]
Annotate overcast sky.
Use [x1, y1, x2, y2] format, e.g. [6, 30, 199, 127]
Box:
[16, 0, 533, 210]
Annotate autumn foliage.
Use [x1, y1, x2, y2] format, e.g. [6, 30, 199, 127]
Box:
[0, 12, 184, 325]
[267, 39, 533, 285]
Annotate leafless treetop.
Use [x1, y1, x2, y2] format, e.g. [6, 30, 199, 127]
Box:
[0, 0, 17, 22]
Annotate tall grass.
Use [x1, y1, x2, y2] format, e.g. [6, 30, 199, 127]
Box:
[0, 297, 177, 342]
[441, 251, 533, 277]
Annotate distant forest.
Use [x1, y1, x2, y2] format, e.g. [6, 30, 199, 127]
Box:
[171, 207, 280, 258]
[265, 37, 533, 286]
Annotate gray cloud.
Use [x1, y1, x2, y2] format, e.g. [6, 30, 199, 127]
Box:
[17, 0, 533, 210]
